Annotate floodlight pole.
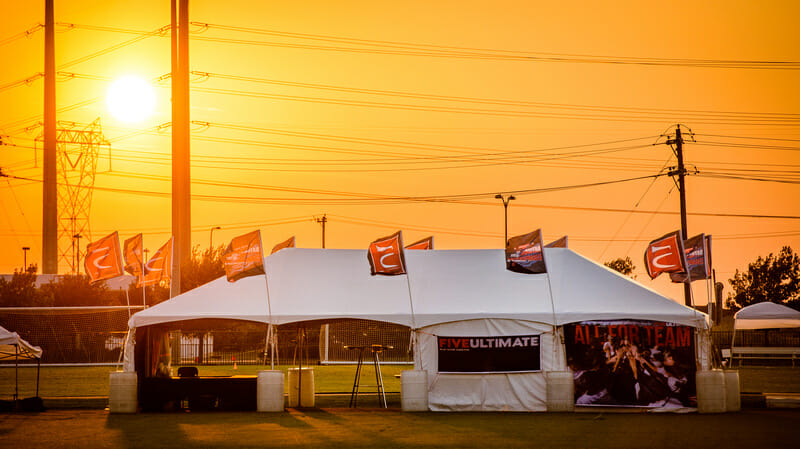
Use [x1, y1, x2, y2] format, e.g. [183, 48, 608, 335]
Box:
[210, 226, 221, 249]
[171, 0, 191, 299]
[22, 247, 30, 272]
[495, 194, 515, 247]
[42, 0, 57, 274]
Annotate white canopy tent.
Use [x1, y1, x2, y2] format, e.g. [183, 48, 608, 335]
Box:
[129, 248, 707, 329]
[0, 325, 42, 362]
[733, 302, 800, 330]
[0, 325, 43, 401]
[125, 247, 709, 411]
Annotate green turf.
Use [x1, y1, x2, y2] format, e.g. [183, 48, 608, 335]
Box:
[0, 363, 413, 399]
[3, 409, 800, 449]
[2, 364, 798, 399]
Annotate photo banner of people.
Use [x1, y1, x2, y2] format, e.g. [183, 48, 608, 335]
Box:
[564, 320, 696, 408]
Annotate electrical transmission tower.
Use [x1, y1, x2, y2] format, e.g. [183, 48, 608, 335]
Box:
[38, 118, 109, 273]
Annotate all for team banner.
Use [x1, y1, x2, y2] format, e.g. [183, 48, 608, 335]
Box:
[437, 334, 541, 373]
[564, 320, 696, 408]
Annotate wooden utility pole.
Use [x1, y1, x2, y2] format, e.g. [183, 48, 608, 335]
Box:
[666, 125, 692, 307]
[42, 0, 58, 274]
[316, 214, 327, 248]
[171, 0, 191, 297]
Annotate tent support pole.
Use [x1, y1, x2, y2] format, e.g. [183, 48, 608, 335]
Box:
[36, 358, 41, 397]
[15, 345, 19, 402]
[262, 271, 274, 370]
[544, 274, 562, 370]
[403, 274, 420, 366]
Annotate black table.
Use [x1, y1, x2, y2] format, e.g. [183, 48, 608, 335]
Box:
[140, 376, 257, 411]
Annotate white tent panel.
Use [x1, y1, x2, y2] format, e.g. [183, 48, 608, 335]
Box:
[547, 249, 708, 328]
[734, 302, 800, 330]
[408, 250, 553, 328]
[265, 248, 415, 326]
[129, 274, 271, 328]
[0, 325, 42, 361]
[418, 319, 553, 412]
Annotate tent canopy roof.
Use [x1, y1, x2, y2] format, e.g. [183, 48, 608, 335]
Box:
[129, 248, 708, 330]
[0, 325, 42, 361]
[734, 301, 800, 330]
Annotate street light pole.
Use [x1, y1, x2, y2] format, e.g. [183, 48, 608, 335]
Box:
[210, 226, 221, 249]
[494, 194, 515, 247]
[22, 247, 30, 272]
[72, 234, 82, 274]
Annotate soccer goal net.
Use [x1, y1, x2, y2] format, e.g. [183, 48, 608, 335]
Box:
[0, 306, 142, 365]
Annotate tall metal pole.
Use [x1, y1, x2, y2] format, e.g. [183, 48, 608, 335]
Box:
[210, 226, 220, 249]
[495, 194, 515, 246]
[22, 247, 30, 272]
[171, 0, 191, 298]
[42, 0, 58, 274]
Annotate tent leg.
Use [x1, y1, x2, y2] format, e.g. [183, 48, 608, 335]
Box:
[36, 358, 41, 398]
[15, 345, 19, 402]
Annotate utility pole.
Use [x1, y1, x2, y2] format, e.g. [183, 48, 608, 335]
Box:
[42, 0, 57, 274]
[171, 0, 191, 298]
[665, 124, 692, 307]
[315, 214, 327, 248]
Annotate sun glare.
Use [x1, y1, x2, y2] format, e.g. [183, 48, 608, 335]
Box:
[106, 76, 156, 123]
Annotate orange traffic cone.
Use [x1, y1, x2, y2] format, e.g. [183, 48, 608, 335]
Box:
[233, 356, 237, 370]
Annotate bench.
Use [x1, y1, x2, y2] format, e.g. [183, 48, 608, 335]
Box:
[729, 347, 800, 367]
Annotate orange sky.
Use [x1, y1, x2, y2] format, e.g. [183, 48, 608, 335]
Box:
[1, 0, 799, 305]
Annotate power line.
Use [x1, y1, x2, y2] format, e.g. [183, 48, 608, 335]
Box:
[0, 24, 43, 47]
[192, 71, 800, 122]
[53, 21, 800, 69]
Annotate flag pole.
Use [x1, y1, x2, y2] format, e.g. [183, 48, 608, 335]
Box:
[263, 274, 274, 370]
[258, 232, 274, 371]
[403, 274, 420, 366]
[544, 269, 561, 370]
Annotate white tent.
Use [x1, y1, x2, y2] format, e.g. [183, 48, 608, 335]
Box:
[0, 325, 42, 362]
[129, 248, 707, 329]
[733, 302, 800, 330]
[0, 325, 43, 401]
[126, 247, 709, 411]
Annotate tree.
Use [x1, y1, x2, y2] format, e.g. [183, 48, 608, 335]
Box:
[727, 246, 800, 311]
[126, 245, 228, 307]
[180, 245, 226, 293]
[604, 256, 636, 278]
[39, 274, 125, 307]
[0, 271, 48, 307]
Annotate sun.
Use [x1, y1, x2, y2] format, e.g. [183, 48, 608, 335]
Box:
[106, 76, 156, 123]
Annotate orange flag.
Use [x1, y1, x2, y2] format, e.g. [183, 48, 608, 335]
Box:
[545, 235, 568, 248]
[141, 237, 174, 287]
[644, 230, 687, 280]
[222, 230, 265, 282]
[271, 236, 296, 254]
[367, 231, 407, 276]
[84, 232, 124, 283]
[123, 233, 144, 279]
[405, 236, 433, 250]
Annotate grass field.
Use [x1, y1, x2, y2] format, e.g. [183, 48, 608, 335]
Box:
[1, 409, 800, 448]
[1, 364, 799, 400]
[0, 364, 413, 399]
